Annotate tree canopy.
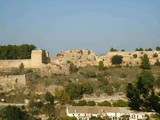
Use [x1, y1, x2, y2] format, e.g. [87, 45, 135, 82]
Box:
[126, 70, 160, 113]
[0, 105, 29, 120]
[45, 91, 54, 105]
[110, 47, 117, 52]
[0, 44, 36, 59]
[140, 54, 151, 69]
[111, 55, 123, 65]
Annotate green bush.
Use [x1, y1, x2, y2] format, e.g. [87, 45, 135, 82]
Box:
[120, 72, 127, 78]
[111, 55, 123, 65]
[153, 53, 158, 58]
[73, 100, 87, 106]
[155, 60, 160, 66]
[133, 54, 138, 58]
[98, 61, 105, 71]
[77, 100, 87, 106]
[155, 76, 160, 88]
[112, 100, 128, 107]
[45, 91, 54, 104]
[104, 85, 114, 95]
[84, 71, 97, 78]
[83, 82, 93, 95]
[87, 101, 96, 106]
[98, 101, 111, 106]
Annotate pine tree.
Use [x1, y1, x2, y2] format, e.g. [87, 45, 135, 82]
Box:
[140, 54, 151, 69]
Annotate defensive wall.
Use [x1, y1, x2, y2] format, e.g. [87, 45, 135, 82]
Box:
[0, 74, 26, 91]
[0, 49, 50, 69]
[52, 49, 160, 67]
[0, 48, 160, 73]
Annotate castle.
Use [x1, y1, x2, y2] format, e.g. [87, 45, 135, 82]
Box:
[0, 49, 159, 91]
[0, 49, 159, 72]
[52, 49, 160, 67]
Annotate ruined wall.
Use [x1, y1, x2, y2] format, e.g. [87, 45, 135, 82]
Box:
[0, 59, 31, 68]
[51, 49, 160, 68]
[0, 75, 26, 91]
[105, 51, 160, 66]
[0, 49, 50, 69]
[51, 49, 98, 67]
[41, 64, 70, 76]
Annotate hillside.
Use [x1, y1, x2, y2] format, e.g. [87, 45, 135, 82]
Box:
[1, 65, 160, 103]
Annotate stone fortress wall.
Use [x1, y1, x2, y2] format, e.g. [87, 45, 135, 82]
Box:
[0, 75, 26, 91]
[52, 49, 160, 67]
[0, 49, 50, 69]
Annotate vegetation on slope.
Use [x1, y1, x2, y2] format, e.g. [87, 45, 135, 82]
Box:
[0, 44, 36, 59]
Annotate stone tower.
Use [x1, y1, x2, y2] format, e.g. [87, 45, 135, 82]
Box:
[31, 49, 50, 67]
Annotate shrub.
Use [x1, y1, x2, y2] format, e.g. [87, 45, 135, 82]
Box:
[155, 59, 160, 66]
[155, 76, 160, 88]
[111, 55, 123, 65]
[84, 71, 97, 78]
[104, 85, 114, 95]
[110, 47, 117, 52]
[112, 100, 128, 107]
[87, 101, 96, 106]
[69, 62, 78, 73]
[83, 82, 93, 95]
[133, 54, 137, 58]
[45, 91, 54, 104]
[98, 61, 105, 71]
[120, 72, 127, 78]
[76, 100, 87, 106]
[98, 101, 111, 106]
[153, 53, 158, 58]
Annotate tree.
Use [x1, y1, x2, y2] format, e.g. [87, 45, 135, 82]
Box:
[83, 82, 93, 95]
[19, 63, 24, 74]
[111, 55, 123, 65]
[135, 48, 143, 51]
[55, 89, 70, 104]
[65, 83, 83, 100]
[140, 54, 151, 69]
[0, 44, 36, 59]
[156, 46, 160, 51]
[69, 62, 78, 73]
[41, 103, 54, 116]
[126, 70, 160, 113]
[45, 91, 54, 104]
[145, 48, 152, 51]
[98, 61, 105, 71]
[1, 105, 29, 120]
[110, 47, 117, 52]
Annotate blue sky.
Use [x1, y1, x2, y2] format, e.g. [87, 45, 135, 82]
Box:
[0, 0, 160, 56]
